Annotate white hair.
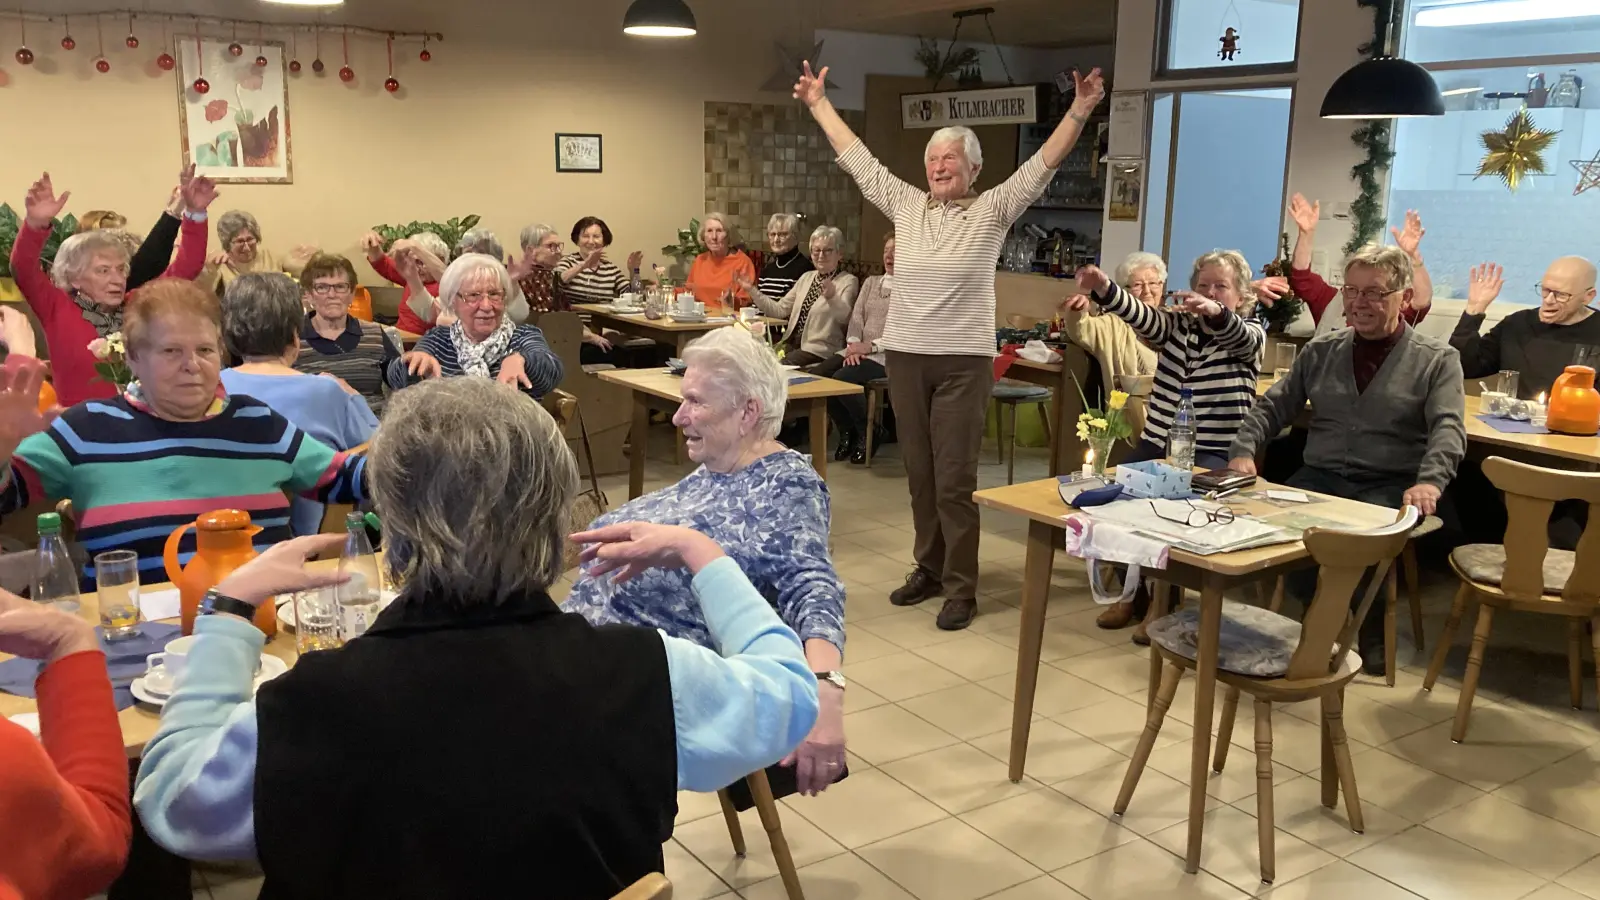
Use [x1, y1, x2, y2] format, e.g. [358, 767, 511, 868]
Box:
[1191, 249, 1257, 317]
[926, 125, 983, 168]
[1115, 251, 1169, 285]
[809, 225, 843, 253]
[699, 212, 738, 247]
[52, 231, 129, 289]
[408, 230, 450, 261]
[438, 253, 513, 311]
[519, 223, 557, 252]
[455, 227, 505, 261]
[681, 327, 786, 441]
[767, 213, 799, 233]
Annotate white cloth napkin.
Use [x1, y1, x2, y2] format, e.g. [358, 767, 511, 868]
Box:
[1063, 514, 1171, 606]
[1018, 340, 1062, 364]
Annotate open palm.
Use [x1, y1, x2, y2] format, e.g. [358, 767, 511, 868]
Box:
[0, 358, 54, 457]
[1289, 193, 1319, 233]
[1390, 209, 1424, 258]
[1071, 68, 1106, 112]
[23, 173, 70, 228]
[793, 61, 829, 107]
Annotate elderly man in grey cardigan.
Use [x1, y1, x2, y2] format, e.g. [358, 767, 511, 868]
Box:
[1229, 244, 1465, 674]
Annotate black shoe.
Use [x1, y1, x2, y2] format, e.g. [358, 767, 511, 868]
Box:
[834, 429, 857, 462]
[1360, 642, 1386, 677]
[936, 597, 977, 630]
[890, 569, 942, 606]
[850, 441, 868, 465]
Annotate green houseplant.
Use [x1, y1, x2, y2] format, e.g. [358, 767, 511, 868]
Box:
[660, 217, 706, 265]
[0, 202, 80, 280]
[369, 215, 482, 253]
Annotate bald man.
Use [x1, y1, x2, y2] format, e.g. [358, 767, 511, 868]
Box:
[1451, 255, 1600, 398]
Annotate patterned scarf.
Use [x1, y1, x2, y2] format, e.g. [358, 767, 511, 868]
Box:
[786, 275, 826, 351]
[71, 289, 123, 339]
[449, 317, 515, 378]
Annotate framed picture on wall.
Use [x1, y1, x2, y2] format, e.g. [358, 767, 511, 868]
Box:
[175, 37, 292, 184]
[1108, 161, 1143, 222]
[555, 134, 603, 173]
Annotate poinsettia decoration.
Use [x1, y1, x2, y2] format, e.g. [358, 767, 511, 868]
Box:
[1476, 109, 1560, 192]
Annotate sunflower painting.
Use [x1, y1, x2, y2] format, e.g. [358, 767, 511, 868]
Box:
[176, 37, 292, 184]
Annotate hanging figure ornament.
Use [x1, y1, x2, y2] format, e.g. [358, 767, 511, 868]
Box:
[1218, 27, 1241, 60]
[761, 40, 835, 93]
[1216, 0, 1243, 61]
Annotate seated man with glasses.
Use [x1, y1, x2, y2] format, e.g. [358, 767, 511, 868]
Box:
[1229, 244, 1466, 674]
[1450, 255, 1600, 399]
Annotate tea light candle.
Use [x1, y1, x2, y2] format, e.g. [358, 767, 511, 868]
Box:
[1081, 449, 1095, 478]
[1532, 392, 1549, 428]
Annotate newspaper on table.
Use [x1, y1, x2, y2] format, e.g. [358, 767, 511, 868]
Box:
[1081, 497, 1295, 556]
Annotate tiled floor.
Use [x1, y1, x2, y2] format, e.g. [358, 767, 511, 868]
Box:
[181, 435, 1600, 900]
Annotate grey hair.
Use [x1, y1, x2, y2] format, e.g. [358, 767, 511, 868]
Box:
[1344, 243, 1414, 293]
[699, 212, 739, 247]
[926, 125, 984, 168]
[408, 230, 450, 261]
[809, 225, 843, 254]
[1191, 249, 1257, 317]
[767, 213, 799, 233]
[681, 327, 787, 441]
[216, 210, 261, 248]
[370, 377, 577, 602]
[519, 223, 557, 252]
[221, 273, 303, 359]
[438, 253, 513, 311]
[101, 228, 144, 259]
[454, 227, 504, 261]
[51, 231, 130, 289]
[1115, 251, 1168, 285]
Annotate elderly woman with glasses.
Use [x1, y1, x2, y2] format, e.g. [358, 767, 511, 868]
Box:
[737, 225, 859, 369]
[133, 378, 819, 898]
[7, 172, 220, 405]
[74, 166, 212, 293]
[564, 327, 847, 797]
[388, 253, 562, 398]
[686, 212, 757, 315]
[557, 216, 644, 305]
[1058, 250, 1163, 421]
[292, 253, 403, 414]
[200, 210, 311, 297]
[758, 213, 815, 299]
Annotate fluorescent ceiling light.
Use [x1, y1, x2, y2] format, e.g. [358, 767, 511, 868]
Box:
[1441, 86, 1484, 95]
[1416, 0, 1600, 27]
[261, 0, 345, 6]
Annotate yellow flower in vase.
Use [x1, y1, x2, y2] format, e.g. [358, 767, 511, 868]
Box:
[1108, 390, 1129, 411]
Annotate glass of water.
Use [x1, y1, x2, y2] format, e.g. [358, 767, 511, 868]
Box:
[1498, 369, 1520, 400]
[292, 586, 343, 655]
[94, 550, 142, 641]
[1273, 343, 1297, 382]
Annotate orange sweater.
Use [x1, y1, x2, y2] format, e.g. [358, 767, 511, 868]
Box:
[687, 251, 755, 315]
[0, 651, 130, 900]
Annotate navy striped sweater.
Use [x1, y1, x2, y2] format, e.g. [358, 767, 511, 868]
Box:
[385, 324, 563, 397]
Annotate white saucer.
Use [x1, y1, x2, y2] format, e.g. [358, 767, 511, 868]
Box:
[131, 654, 290, 707]
[669, 314, 707, 323]
[609, 305, 645, 315]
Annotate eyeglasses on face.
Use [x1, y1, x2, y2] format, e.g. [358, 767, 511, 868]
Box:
[230, 236, 258, 248]
[1149, 499, 1236, 529]
[1341, 285, 1401, 304]
[1538, 284, 1575, 304]
[459, 290, 506, 306]
[1128, 281, 1164, 293]
[311, 282, 352, 296]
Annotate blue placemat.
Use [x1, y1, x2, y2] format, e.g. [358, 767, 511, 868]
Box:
[0, 622, 181, 711]
[1476, 415, 1550, 435]
[788, 375, 820, 385]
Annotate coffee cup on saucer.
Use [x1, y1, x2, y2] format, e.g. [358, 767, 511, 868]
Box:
[144, 634, 198, 696]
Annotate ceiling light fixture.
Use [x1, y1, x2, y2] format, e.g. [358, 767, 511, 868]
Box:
[623, 0, 697, 37]
[1415, 0, 1600, 27]
[261, 0, 346, 7]
[1321, 0, 1444, 119]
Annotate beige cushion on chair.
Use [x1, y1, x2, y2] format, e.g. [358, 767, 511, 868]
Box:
[1451, 544, 1573, 593]
[1146, 600, 1305, 678]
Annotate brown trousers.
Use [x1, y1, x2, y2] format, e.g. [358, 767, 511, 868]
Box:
[885, 350, 995, 600]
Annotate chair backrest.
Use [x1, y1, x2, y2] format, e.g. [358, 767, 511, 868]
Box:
[1484, 455, 1600, 604]
[367, 285, 403, 325]
[534, 311, 583, 388]
[1287, 506, 1420, 680]
[611, 873, 672, 900]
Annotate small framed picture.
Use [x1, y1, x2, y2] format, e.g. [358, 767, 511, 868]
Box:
[555, 133, 603, 173]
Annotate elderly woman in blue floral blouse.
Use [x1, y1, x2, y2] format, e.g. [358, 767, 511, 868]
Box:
[564, 326, 846, 795]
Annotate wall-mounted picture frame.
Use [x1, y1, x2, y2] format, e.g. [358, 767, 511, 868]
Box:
[176, 37, 292, 184]
[555, 133, 603, 173]
[1108, 161, 1143, 222]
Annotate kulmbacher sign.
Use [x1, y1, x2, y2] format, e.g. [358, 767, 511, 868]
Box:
[901, 85, 1039, 129]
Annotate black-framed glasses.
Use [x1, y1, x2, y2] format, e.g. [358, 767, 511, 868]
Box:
[1341, 285, 1401, 304]
[310, 282, 353, 296]
[1538, 284, 1575, 304]
[1150, 499, 1235, 529]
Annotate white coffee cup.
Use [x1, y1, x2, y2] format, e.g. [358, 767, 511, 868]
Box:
[676, 293, 695, 314]
[617, 292, 638, 307]
[739, 307, 759, 323]
[144, 634, 198, 695]
[693, 301, 706, 316]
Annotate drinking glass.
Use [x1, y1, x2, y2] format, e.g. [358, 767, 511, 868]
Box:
[1498, 369, 1520, 400]
[94, 550, 142, 641]
[1273, 343, 1297, 382]
[1573, 345, 1600, 370]
[293, 586, 343, 654]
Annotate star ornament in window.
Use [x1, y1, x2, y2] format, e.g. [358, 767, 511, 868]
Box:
[1572, 149, 1600, 196]
[761, 40, 837, 94]
[1475, 109, 1560, 192]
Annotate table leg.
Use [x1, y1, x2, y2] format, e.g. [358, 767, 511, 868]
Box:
[1008, 518, 1058, 783]
[629, 393, 648, 500]
[807, 398, 829, 480]
[1185, 572, 1225, 873]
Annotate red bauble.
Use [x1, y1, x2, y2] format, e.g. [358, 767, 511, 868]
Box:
[227, 42, 243, 57]
[255, 54, 268, 67]
[94, 57, 110, 73]
[338, 65, 354, 82]
[311, 58, 325, 73]
[15, 46, 34, 65]
[156, 52, 176, 71]
[419, 48, 431, 62]
[289, 59, 302, 73]
[60, 35, 75, 50]
[193, 77, 210, 94]
[384, 76, 400, 92]
[125, 35, 139, 49]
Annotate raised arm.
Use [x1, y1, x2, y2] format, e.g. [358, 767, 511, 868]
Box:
[1199, 306, 1266, 363]
[1390, 209, 1433, 319]
[1450, 262, 1504, 378]
[743, 272, 804, 318]
[1079, 265, 1175, 347]
[128, 211, 181, 290]
[11, 173, 75, 329]
[1041, 69, 1105, 170]
[797, 64, 922, 219]
[0, 359, 70, 515]
[793, 62, 859, 156]
[1285, 193, 1339, 323]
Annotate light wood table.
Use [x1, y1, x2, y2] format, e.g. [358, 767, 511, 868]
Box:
[597, 367, 863, 499]
[573, 304, 784, 356]
[974, 476, 1396, 873]
[396, 329, 423, 348]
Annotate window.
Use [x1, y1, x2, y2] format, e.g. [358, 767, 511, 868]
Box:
[1157, 0, 1303, 77]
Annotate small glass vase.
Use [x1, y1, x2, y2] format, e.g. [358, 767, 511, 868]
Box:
[1088, 434, 1116, 477]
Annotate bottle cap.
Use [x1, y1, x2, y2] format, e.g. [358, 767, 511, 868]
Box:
[36, 512, 61, 533]
[363, 512, 382, 532]
[345, 511, 366, 528]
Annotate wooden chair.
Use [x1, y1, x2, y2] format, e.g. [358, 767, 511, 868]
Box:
[611, 873, 672, 900]
[862, 378, 892, 468]
[716, 769, 805, 900]
[991, 382, 1052, 485]
[1423, 456, 1600, 742]
[1118, 507, 1419, 885]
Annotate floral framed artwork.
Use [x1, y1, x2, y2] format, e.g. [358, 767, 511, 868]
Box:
[175, 37, 292, 184]
[555, 133, 603, 173]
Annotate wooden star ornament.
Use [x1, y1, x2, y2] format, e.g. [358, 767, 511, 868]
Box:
[761, 40, 836, 93]
[1573, 149, 1600, 196]
[1475, 109, 1560, 192]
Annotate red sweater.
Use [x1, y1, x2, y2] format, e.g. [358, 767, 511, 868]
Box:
[369, 253, 441, 336]
[1288, 266, 1429, 327]
[10, 217, 209, 406]
[0, 651, 130, 900]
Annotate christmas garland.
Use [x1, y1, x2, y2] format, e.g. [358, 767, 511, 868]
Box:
[1344, 0, 1398, 255]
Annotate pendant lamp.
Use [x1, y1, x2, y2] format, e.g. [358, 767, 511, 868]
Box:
[1320, 3, 1443, 118]
[623, 0, 697, 37]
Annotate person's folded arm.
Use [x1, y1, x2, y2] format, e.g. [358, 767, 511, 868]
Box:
[128, 213, 182, 289]
[1418, 349, 1468, 489]
[1232, 360, 1305, 463]
[133, 616, 263, 861]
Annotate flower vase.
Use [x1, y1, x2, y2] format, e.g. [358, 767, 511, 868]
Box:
[1089, 434, 1116, 476]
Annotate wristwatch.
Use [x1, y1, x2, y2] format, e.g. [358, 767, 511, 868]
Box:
[200, 588, 258, 620]
[814, 671, 847, 691]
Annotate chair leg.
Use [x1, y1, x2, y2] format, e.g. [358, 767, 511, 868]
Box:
[717, 789, 746, 856]
[1591, 613, 1600, 716]
[1038, 401, 1051, 445]
[1424, 583, 1471, 691]
[1116, 660, 1182, 815]
[1569, 618, 1585, 711]
[1146, 582, 1172, 713]
[1319, 711, 1337, 809]
[996, 402, 1006, 466]
[1254, 698, 1276, 885]
[1268, 577, 1285, 614]
[1451, 604, 1496, 744]
[864, 389, 878, 469]
[1213, 686, 1240, 774]
[746, 769, 805, 900]
[1006, 403, 1018, 485]
[1403, 543, 1424, 653]
[1324, 689, 1365, 834]
[1384, 566, 1399, 687]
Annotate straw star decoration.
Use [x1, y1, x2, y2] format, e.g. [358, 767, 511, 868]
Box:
[1573, 149, 1600, 196]
[1476, 109, 1560, 192]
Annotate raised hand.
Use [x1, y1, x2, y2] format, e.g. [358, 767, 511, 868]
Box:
[732, 272, 756, 296]
[793, 60, 829, 108]
[572, 522, 725, 583]
[1252, 276, 1289, 306]
[1059, 293, 1091, 313]
[1179, 295, 1224, 318]
[23, 173, 70, 229]
[821, 273, 838, 300]
[0, 589, 98, 665]
[582, 248, 605, 272]
[1390, 209, 1425, 260]
[181, 173, 219, 212]
[359, 231, 385, 261]
[404, 350, 442, 379]
[507, 250, 538, 282]
[1288, 193, 1319, 234]
[209, 250, 232, 268]
[214, 535, 350, 607]
[1070, 67, 1106, 115]
[1467, 262, 1504, 315]
[1075, 265, 1110, 298]
[0, 357, 54, 459]
[626, 250, 644, 272]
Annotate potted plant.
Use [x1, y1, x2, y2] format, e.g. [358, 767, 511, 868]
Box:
[659, 217, 706, 282]
[369, 215, 482, 254]
[0, 203, 79, 303]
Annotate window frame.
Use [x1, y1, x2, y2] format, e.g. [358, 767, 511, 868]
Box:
[1153, 0, 1307, 81]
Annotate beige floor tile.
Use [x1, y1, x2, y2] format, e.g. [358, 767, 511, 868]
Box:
[835, 553, 909, 585]
[1341, 748, 1485, 823]
[1347, 827, 1546, 900]
[1281, 693, 1432, 747]
[960, 788, 1141, 871]
[1524, 885, 1595, 900]
[1442, 702, 1597, 763]
[970, 719, 1128, 785]
[1054, 837, 1250, 900]
[674, 802, 848, 889]
[841, 628, 902, 664]
[1051, 606, 1127, 639]
[985, 617, 1119, 663]
[842, 703, 960, 766]
[881, 743, 1041, 814]
[1386, 720, 1568, 791]
[963, 598, 1027, 636]
[677, 790, 727, 827]
[1424, 794, 1600, 880]
[1256, 860, 1429, 900]
[782, 769, 948, 849]
[1228, 775, 1411, 858]
[1556, 854, 1600, 898]
[901, 683, 1031, 740]
[847, 651, 966, 702]
[1494, 747, 1600, 837]
[846, 682, 891, 713]
[1144, 739, 1299, 804]
[1344, 669, 1474, 725]
[857, 818, 1042, 900]
[1055, 646, 1156, 696]
[1051, 696, 1187, 757]
[1148, 805, 1336, 894]
[664, 838, 737, 899]
[845, 581, 923, 623]
[846, 524, 919, 558]
[979, 665, 1125, 718]
[857, 611, 969, 651]
[912, 632, 1020, 681]
[1052, 761, 1223, 836]
[737, 851, 914, 899]
[982, 876, 1091, 899]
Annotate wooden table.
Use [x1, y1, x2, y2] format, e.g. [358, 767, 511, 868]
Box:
[597, 367, 863, 499]
[974, 476, 1396, 873]
[396, 329, 423, 348]
[573, 304, 784, 356]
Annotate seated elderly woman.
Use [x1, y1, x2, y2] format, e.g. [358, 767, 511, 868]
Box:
[132, 378, 819, 898]
[812, 231, 894, 464]
[8, 172, 219, 405]
[558, 216, 644, 305]
[76, 166, 211, 292]
[388, 253, 562, 398]
[451, 227, 531, 324]
[758, 213, 815, 299]
[0, 279, 367, 586]
[519, 223, 614, 364]
[200, 210, 312, 297]
[221, 272, 379, 536]
[362, 229, 448, 337]
[564, 327, 847, 796]
[292, 253, 404, 414]
[736, 224, 859, 369]
[686, 212, 756, 315]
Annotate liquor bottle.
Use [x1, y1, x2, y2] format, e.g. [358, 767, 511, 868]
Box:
[33, 513, 80, 614]
[336, 512, 383, 641]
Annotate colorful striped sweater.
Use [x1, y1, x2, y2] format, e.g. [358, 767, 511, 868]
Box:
[1, 393, 366, 586]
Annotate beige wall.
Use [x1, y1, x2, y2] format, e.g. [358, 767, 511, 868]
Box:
[0, 0, 801, 284]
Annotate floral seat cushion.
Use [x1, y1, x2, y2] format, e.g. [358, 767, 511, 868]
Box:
[1451, 544, 1573, 594]
[1146, 600, 1305, 678]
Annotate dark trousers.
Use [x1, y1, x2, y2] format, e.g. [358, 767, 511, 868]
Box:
[785, 349, 828, 368]
[812, 354, 889, 437]
[1284, 466, 1411, 642]
[887, 351, 993, 600]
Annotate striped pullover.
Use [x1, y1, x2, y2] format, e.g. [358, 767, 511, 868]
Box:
[835, 139, 1055, 358]
[556, 253, 634, 305]
[1091, 281, 1265, 457]
[293, 315, 403, 415]
[384, 324, 563, 398]
[1, 394, 366, 588]
[757, 248, 815, 300]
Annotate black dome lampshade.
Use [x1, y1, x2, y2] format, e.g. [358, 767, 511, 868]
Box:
[1321, 56, 1445, 119]
[623, 0, 697, 37]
